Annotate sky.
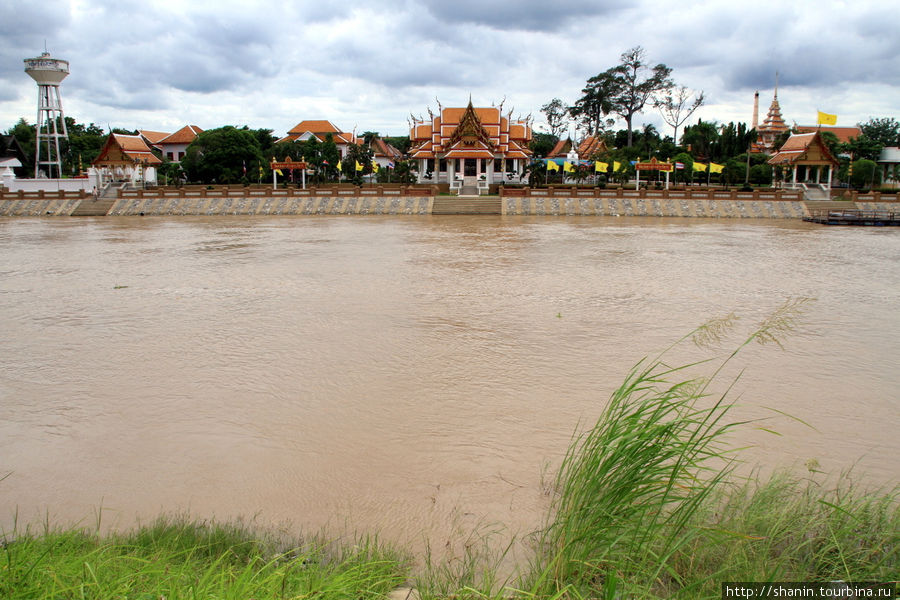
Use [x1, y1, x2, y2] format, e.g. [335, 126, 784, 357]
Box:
[1, 0, 898, 141]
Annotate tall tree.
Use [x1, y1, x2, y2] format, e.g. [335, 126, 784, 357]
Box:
[657, 85, 704, 145]
[570, 71, 618, 137]
[607, 46, 673, 147]
[540, 98, 570, 139]
[681, 119, 718, 161]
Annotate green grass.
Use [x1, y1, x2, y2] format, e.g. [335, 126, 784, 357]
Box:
[1, 515, 408, 599]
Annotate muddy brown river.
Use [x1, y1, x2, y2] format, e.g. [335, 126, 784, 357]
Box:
[1, 215, 897, 557]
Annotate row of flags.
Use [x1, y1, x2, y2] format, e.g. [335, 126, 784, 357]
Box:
[268, 157, 394, 176]
[546, 160, 724, 173]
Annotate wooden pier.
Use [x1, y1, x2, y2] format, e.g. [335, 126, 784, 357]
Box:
[804, 209, 900, 226]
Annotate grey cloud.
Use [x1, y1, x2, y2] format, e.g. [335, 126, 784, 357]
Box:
[419, 0, 626, 32]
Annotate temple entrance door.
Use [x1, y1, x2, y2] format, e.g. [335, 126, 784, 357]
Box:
[464, 159, 477, 176]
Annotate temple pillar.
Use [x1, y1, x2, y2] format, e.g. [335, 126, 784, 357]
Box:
[792, 166, 798, 188]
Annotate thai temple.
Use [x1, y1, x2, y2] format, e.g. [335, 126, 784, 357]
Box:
[409, 100, 532, 191]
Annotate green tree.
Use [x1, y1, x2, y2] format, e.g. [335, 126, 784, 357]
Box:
[820, 131, 841, 158]
[383, 136, 411, 154]
[605, 46, 673, 147]
[530, 132, 558, 158]
[251, 128, 276, 158]
[672, 151, 693, 184]
[319, 134, 341, 182]
[842, 134, 883, 162]
[858, 117, 900, 147]
[341, 143, 374, 185]
[850, 159, 879, 189]
[62, 117, 106, 175]
[714, 122, 755, 160]
[681, 119, 718, 161]
[570, 71, 618, 137]
[181, 126, 263, 184]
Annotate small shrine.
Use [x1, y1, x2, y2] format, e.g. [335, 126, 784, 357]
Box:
[767, 131, 839, 190]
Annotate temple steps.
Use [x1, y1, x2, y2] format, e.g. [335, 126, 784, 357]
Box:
[70, 196, 117, 216]
[432, 196, 501, 215]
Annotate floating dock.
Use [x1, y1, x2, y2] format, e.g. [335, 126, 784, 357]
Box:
[803, 209, 900, 226]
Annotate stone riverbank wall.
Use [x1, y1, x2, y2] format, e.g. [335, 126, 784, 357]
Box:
[1, 185, 897, 218]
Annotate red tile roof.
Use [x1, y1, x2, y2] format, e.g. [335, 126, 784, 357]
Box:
[795, 125, 861, 144]
[139, 130, 171, 144]
[158, 125, 203, 145]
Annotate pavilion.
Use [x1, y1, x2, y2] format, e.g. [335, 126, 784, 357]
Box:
[409, 101, 532, 192]
[92, 133, 161, 185]
[767, 131, 839, 192]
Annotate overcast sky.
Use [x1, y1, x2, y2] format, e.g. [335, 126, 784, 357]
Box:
[2, 0, 898, 141]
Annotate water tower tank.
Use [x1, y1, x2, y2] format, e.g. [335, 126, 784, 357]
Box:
[24, 52, 69, 85]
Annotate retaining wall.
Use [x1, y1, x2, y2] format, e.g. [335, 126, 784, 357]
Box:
[504, 197, 808, 218]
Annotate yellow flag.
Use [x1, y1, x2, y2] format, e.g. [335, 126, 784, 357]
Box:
[563, 161, 574, 173]
[355, 160, 364, 172]
[595, 161, 608, 172]
[372, 161, 379, 173]
[613, 161, 622, 171]
[817, 111, 838, 126]
[337, 160, 343, 172]
[709, 162, 724, 174]
[694, 162, 707, 172]
[546, 160, 559, 171]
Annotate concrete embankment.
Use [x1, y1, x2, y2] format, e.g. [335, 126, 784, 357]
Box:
[1, 187, 896, 218]
[107, 194, 434, 216]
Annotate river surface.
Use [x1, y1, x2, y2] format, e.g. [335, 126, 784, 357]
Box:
[1, 215, 898, 557]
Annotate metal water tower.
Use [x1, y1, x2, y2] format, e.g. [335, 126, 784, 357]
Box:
[24, 51, 69, 178]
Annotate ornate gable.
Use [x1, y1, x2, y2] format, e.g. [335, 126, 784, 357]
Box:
[447, 101, 495, 152]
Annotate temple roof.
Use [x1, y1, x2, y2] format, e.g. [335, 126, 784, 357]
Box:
[93, 133, 162, 166]
[767, 132, 839, 166]
[408, 100, 532, 160]
[139, 130, 171, 145]
[278, 120, 355, 145]
[795, 125, 861, 144]
[759, 94, 788, 134]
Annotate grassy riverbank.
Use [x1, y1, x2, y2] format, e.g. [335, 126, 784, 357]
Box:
[3, 307, 897, 599]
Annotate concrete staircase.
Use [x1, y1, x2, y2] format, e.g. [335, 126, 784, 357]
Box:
[432, 195, 501, 215]
[71, 183, 121, 216]
[804, 200, 858, 214]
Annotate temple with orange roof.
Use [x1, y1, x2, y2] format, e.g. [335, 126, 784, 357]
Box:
[92, 132, 162, 184]
[408, 100, 532, 190]
[767, 131, 839, 193]
[277, 120, 357, 159]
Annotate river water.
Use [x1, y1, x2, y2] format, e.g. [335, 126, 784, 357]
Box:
[1, 215, 897, 556]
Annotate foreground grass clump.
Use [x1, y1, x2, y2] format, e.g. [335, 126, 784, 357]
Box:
[523, 306, 899, 599]
[0, 516, 408, 599]
[416, 303, 898, 600]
